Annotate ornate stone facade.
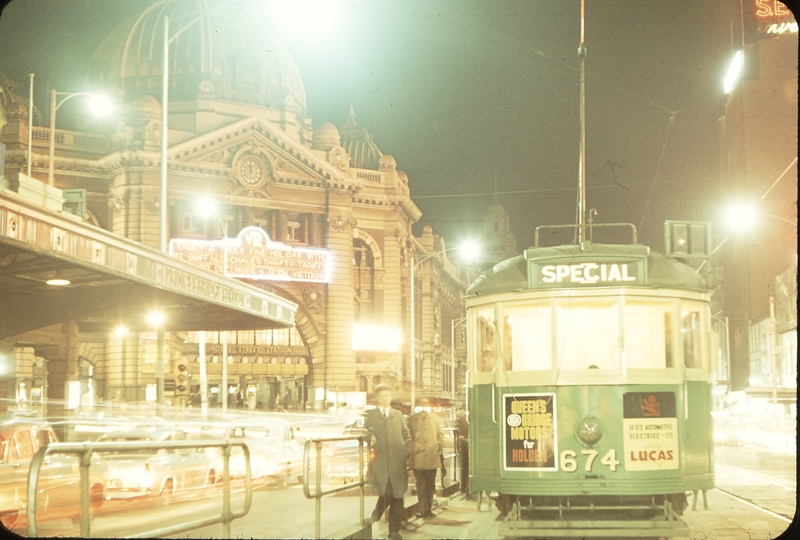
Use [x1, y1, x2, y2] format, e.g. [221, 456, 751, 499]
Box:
[0, 0, 467, 409]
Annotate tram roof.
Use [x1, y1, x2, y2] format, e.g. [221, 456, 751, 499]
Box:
[465, 242, 708, 297]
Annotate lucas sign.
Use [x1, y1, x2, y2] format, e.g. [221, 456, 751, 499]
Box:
[170, 226, 329, 283]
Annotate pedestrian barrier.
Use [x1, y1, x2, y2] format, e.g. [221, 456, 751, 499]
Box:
[26, 439, 252, 538]
[302, 435, 370, 539]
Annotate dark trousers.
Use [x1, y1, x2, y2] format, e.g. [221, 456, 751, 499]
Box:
[413, 469, 437, 514]
[372, 479, 404, 534]
[459, 440, 469, 493]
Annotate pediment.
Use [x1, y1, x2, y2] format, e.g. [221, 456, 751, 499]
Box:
[167, 116, 355, 195]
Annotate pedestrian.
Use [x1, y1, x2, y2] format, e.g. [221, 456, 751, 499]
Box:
[455, 405, 471, 498]
[407, 397, 444, 519]
[364, 384, 411, 540]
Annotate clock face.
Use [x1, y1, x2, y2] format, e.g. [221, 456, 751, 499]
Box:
[238, 156, 265, 187]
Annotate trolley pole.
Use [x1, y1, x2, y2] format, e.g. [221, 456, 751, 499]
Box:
[577, 0, 587, 244]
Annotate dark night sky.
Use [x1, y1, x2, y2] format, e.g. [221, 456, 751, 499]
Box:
[0, 0, 781, 252]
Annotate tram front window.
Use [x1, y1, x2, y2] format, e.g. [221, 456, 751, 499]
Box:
[555, 299, 619, 370]
[624, 300, 674, 369]
[476, 307, 496, 372]
[503, 304, 551, 371]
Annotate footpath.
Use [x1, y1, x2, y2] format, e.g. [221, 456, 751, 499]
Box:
[366, 491, 501, 540]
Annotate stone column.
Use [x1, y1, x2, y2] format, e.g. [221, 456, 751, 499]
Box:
[324, 209, 356, 392]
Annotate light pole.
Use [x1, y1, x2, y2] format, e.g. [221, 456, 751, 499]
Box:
[410, 241, 479, 411]
[159, 2, 242, 252]
[148, 310, 165, 412]
[196, 197, 231, 414]
[48, 89, 113, 186]
[27, 73, 34, 177]
[450, 317, 467, 401]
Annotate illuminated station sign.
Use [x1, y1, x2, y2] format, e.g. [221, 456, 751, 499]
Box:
[170, 226, 329, 283]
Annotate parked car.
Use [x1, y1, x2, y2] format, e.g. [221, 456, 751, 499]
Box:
[0, 419, 107, 531]
[96, 427, 217, 503]
[217, 420, 302, 488]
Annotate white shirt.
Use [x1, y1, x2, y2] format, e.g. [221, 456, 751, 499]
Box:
[381, 407, 391, 418]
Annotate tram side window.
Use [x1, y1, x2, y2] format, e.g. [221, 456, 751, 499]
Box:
[624, 301, 673, 369]
[683, 310, 701, 368]
[555, 300, 620, 370]
[476, 308, 496, 372]
[503, 304, 552, 371]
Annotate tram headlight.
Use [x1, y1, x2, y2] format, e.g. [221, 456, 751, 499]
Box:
[576, 416, 604, 446]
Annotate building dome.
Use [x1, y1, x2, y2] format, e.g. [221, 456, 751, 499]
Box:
[339, 105, 383, 170]
[312, 122, 341, 150]
[90, 0, 307, 118]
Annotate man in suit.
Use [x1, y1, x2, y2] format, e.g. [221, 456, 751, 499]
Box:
[364, 384, 411, 540]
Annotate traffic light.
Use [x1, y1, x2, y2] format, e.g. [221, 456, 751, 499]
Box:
[175, 356, 189, 395]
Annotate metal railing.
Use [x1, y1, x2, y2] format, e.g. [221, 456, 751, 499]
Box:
[302, 435, 369, 539]
[26, 439, 252, 538]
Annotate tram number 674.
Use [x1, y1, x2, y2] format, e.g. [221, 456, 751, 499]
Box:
[560, 449, 620, 472]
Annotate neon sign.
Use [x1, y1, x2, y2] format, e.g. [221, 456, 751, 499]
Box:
[754, 0, 797, 34]
[170, 226, 329, 283]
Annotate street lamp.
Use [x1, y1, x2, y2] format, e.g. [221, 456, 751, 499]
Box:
[196, 197, 230, 274]
[723, 50, 744, 94]
[410, 242, 480, 410]
[157, 1, 342, 252]
[48, 88, 114, 186]
[159, 1, 244, 252]
[195, 196, 233, 415]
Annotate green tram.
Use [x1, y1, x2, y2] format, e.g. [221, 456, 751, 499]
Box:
[464, 225, 715, 539]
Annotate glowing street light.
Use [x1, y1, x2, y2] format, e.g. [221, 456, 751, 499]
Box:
[196, 197, 230, 274]
[723, 50, 744, 94]
[48, 89, 114, 185]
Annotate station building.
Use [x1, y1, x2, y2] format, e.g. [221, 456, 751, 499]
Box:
[0, 0, 468, 413]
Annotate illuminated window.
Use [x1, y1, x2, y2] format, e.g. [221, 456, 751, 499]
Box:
[503, 302, 552, 371]
[475, 307, 495, 372]
[555, 299, 619, 370]
[681, 304, 705, 369]
[624, 300, 674, 369]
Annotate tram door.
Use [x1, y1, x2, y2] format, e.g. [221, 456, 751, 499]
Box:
[469, 306, 502, 488]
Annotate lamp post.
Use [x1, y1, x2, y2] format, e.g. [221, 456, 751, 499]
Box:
[48, 89, 113, 186]
[27, 73, 34, 177]
[410, 242, 479, 411]
[196, 197, 231, 414]
[450, 317, 467, 401]
[159, 2, 242, 253]
[148, 310, 165, 412]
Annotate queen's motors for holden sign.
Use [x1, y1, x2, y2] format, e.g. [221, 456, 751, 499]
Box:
[169, 226, 329, 283]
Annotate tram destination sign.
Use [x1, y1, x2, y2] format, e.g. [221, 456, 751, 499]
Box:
[530, 259, 645, 288]
[170, 226, 329, 283]
[503, 393, 557, 471]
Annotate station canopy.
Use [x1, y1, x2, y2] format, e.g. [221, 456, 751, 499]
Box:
[0, 191, 297, 339]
